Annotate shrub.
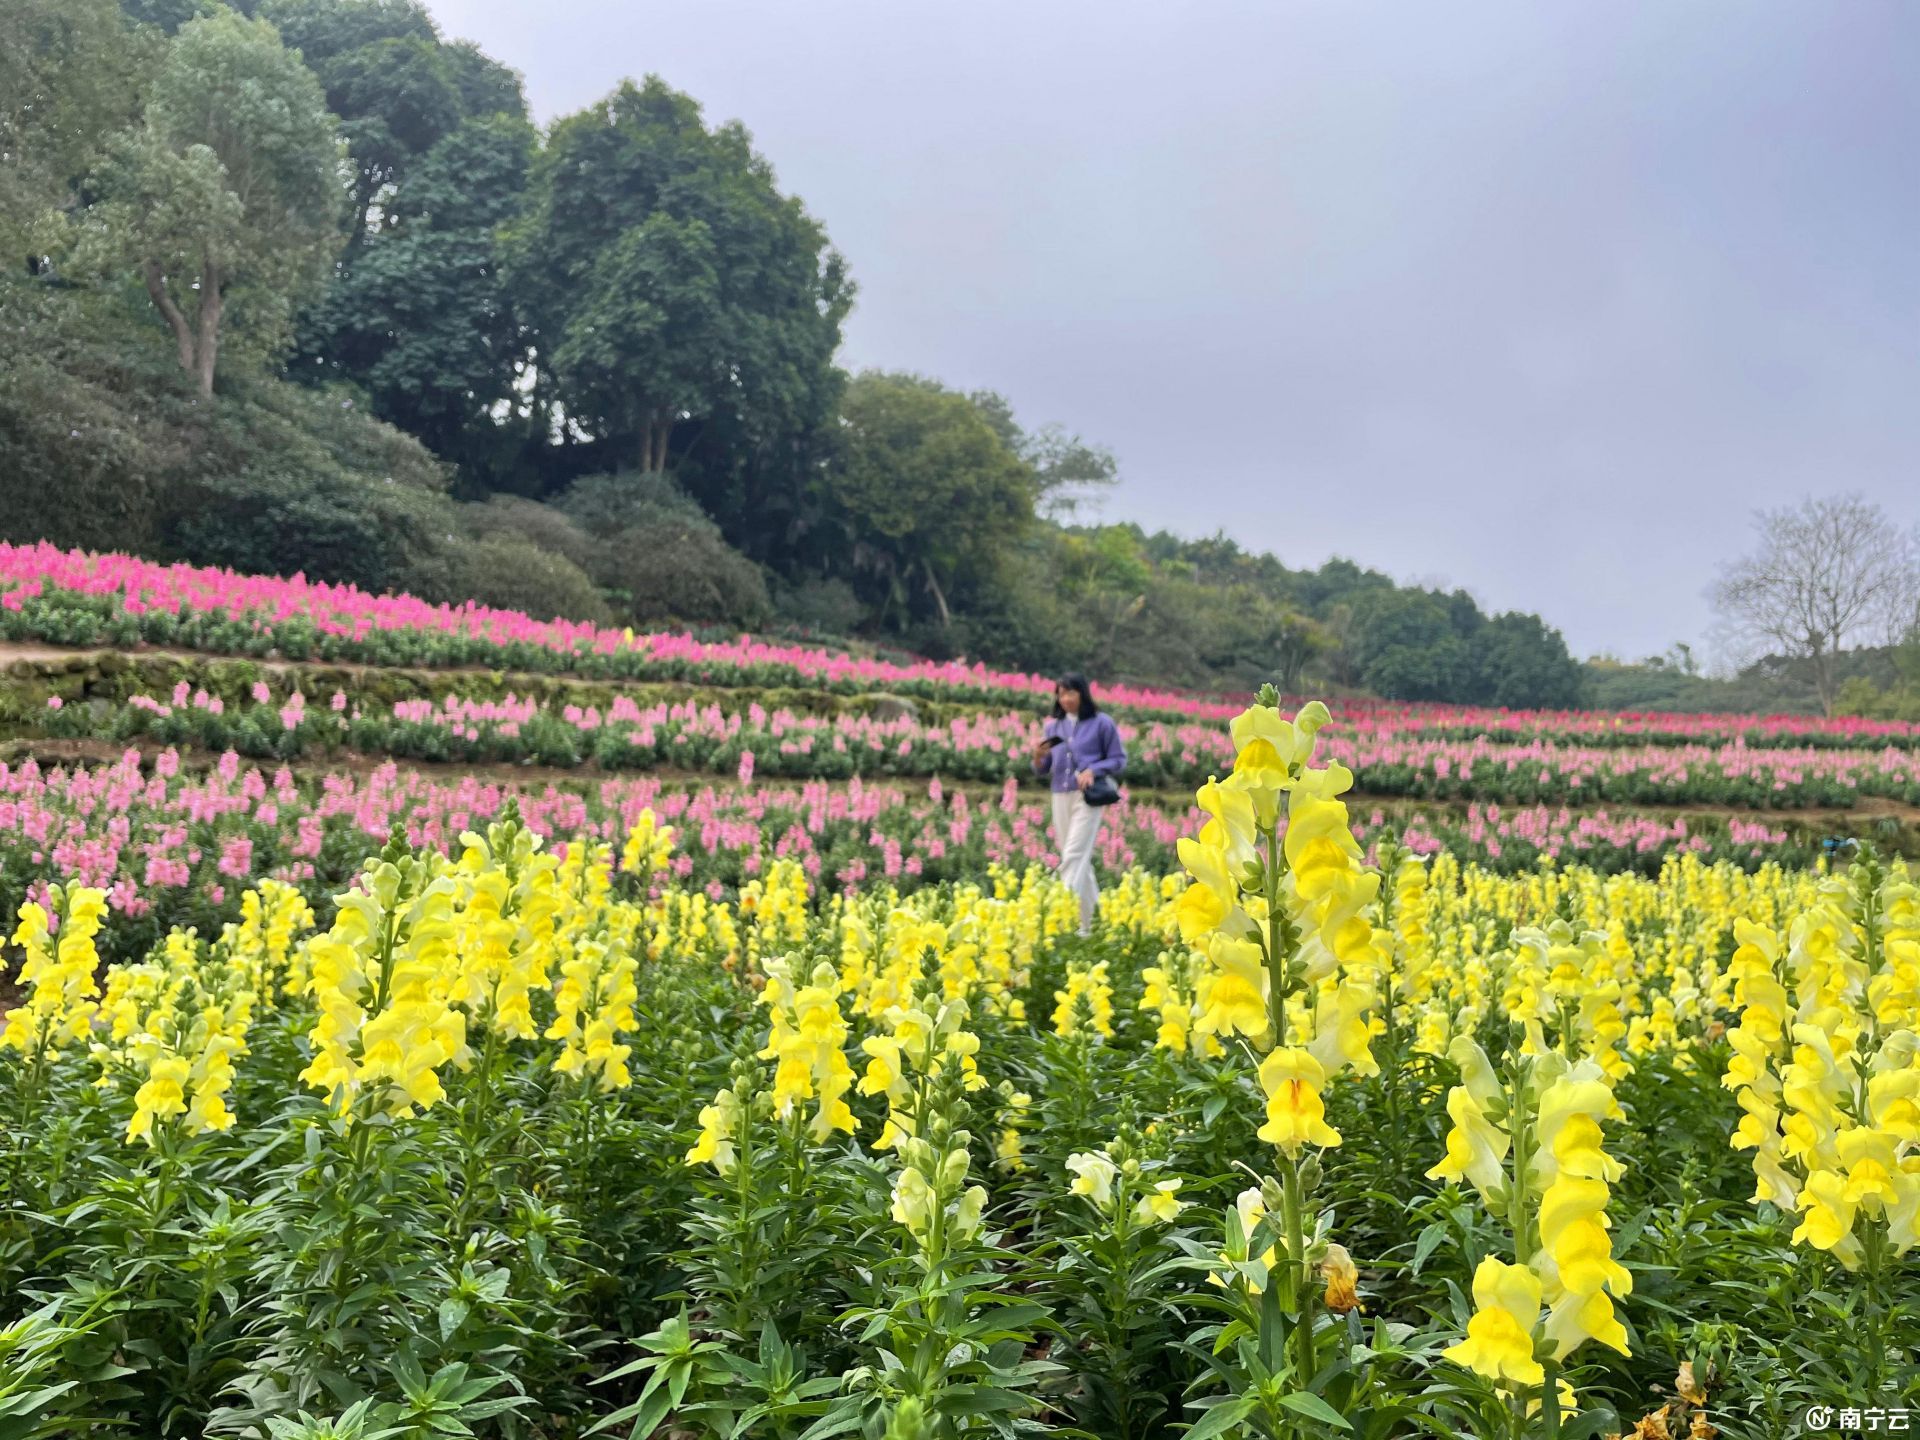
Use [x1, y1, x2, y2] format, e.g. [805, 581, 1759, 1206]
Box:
[0, 282, 186, 556]
[555, 471, 769, 627]
[458, 495, 599, 571]
[770, 573, 866, 638]
[0, 275, 463, 597]
[430, 533, 611, 624]
[164, 463, 454, 597]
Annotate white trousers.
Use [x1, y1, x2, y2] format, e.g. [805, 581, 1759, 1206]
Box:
[1051, 790, 1105, 934]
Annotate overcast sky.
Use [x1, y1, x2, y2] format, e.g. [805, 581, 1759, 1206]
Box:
[423, 0, 1918, 664]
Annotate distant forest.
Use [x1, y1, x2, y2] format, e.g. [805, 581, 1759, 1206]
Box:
[2, 0, 1837, 712]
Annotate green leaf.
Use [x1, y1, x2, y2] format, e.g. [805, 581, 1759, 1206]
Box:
[795, 1399, 869, 1440]
[586, 1387, 671, 1440]
[1411, 1222, 1446, 1276]
[1182, 1395, 1258, 1440]
[1560, 1408, 1622, 1440]
[938, 1385, 1034, 1416]
[1278, 1391, 1354, 1431]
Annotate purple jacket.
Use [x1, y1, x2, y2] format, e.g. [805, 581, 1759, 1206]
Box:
[1032, 711, 1126, 793]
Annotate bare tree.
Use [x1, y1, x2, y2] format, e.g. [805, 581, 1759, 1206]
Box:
[1710, 494, 1917, 713]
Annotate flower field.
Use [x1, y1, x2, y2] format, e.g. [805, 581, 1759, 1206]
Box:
[25, 679, 1920, 811]
[6, 540, 1920, 749]
[0, 550, 1914, 1439]
[0, 746, 1802, 975]
[2, 686, 1916, 1439]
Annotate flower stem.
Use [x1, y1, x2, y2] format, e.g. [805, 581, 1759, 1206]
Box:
[1281, 1155, 1316, 1388]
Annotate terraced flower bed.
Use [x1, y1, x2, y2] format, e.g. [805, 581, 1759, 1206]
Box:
[21, 672, 1920, 809]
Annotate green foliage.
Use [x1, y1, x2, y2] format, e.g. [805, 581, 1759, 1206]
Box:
[293, 115, 536, 472]
[1346, 590, 1479, 702]
[268, 0, 534, 477]
[433, 534, 611, 626]
[0, 282, 181, 555]
[119, 0, 222, 32]
[0, 272, 470, 599]
[554, 472, 771, 627]
[0, 0, 1658, 711]
[968, 388, 1118, 520]
[769, 576, 868, 639]
[1340, 587, 1585, 709]
[254, 0, 498, 243]
[167, 462, 447, 598]
[1471, 612, 1585, 709]
[504, 76, 851, 486]
[83, 9, 342, 395]
[1836, 676, 1920, 723]
[812, 372, 1036, 632]
[459, 496, 600, 570]
[1833, 627, 1920, 720]
[0, 0, 148, 260]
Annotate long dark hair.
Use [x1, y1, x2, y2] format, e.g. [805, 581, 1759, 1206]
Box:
[1050, 673, 1100, 720]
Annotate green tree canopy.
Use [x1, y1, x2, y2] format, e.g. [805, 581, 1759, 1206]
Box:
[259, 0, 525, 249]
[967, 389, 1119, 519]
[1476, 611, 1586, 709]
[1347, 589, 1477, 702]
[261, 0, 531, 474]
[118, 0, 219, 34]
[0, 0, 146, 261]
[291, 114, 534, 470]
[811, 372, 1036, 630]
[503, 76, 851, 478]
[1344, 585, 1584, 707]
[87, 9, 341, 396]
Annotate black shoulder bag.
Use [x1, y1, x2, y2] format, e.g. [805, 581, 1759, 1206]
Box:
[1082, 718, 1123, 806]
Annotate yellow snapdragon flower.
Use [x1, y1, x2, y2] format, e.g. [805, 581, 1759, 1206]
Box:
[1445, 1258, 1545, 1387]
[2, 885, 109, 1058]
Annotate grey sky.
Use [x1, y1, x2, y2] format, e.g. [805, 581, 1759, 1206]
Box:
[424, 0, 1918, 664]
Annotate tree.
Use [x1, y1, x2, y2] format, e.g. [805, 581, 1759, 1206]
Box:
[1348, 590, 1475, 701]
[257, 0, 436, 54]
[262, 0, 530, 473]
[314, 35, 463, 244]
[257, 1, 506, 253]
[0, 0, 144, 262]
[1474, 611, 1585, 709]
[290, 114, 535, 469]
[1711, 494, 1918, 714]
[551, 472, 770, 625]
[89, 11, 341, 396]
[118, 0, 217, 34]
[1296, 556, 1397, 685]
[1266, 607, 1335, 696]
[504, 76, 851, 476]
[812, 372, 1035, 629]
[966, 389, 1118, 518]
[440, 40, 526, 122]
[1056, 525, 1153, 674]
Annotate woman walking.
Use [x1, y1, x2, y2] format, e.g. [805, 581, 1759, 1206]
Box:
[1030, 673, 1126, 937]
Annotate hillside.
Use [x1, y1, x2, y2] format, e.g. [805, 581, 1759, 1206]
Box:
[0, 0, 1612, 709]
[0, 543, 1911, 922]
